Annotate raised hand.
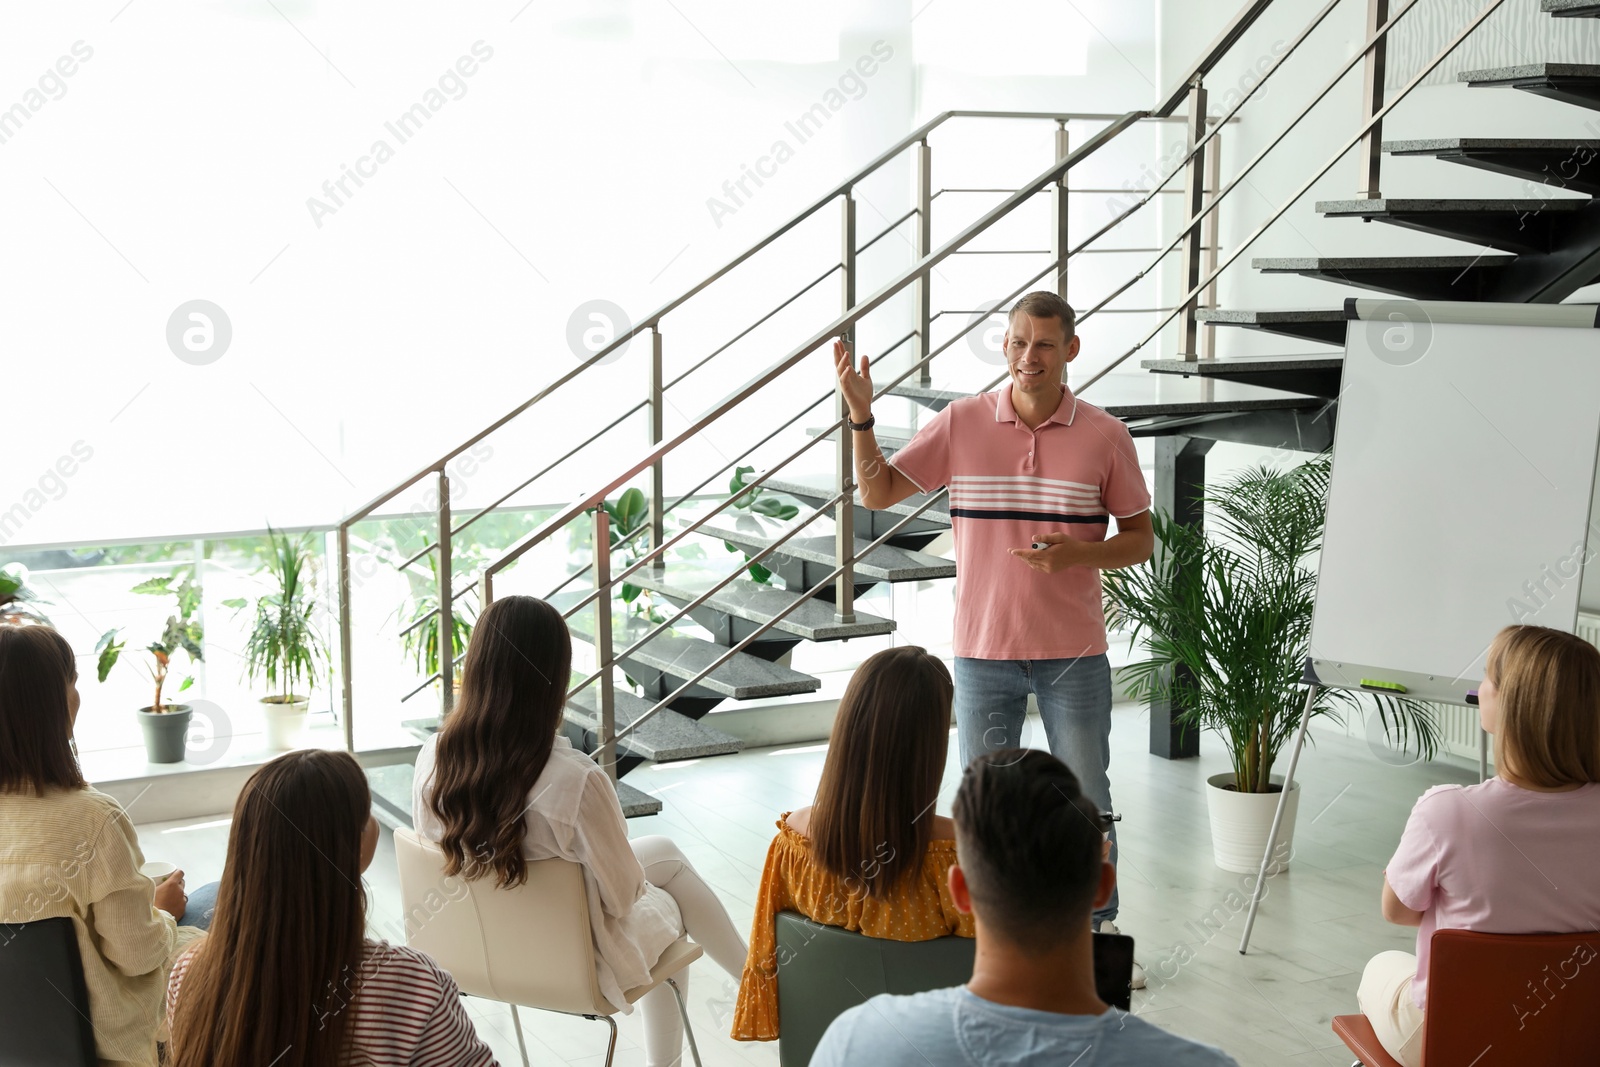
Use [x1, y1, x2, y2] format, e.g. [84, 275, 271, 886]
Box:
[833, 339, 873, 421]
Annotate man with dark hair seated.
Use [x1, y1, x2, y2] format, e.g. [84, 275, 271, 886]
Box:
[810, 750, 1237, 1066]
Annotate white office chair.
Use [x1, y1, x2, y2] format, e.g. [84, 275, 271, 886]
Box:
[393, 827, 704, 1067]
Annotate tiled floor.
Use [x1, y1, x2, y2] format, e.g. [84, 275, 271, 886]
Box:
[134, 701, 1478, 1066]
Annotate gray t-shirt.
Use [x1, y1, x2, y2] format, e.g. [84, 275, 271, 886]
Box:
[810, 987, 1239, 1067]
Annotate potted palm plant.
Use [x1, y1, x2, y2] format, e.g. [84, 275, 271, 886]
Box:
[1104, 457, 1437, 873]
[96, 569, 205, 764]
[225, 527, 328, 751]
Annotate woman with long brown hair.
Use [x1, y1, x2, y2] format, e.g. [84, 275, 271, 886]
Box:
[0, 623, 201, 1067]
[731, 644, 971, 1041]
[1358, 624, 1600, 1067]
[412, 595, 747, 1067]
[166, 749, 497, 1066]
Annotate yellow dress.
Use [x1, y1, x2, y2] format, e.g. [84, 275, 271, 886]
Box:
[730, 813, 976, 1041]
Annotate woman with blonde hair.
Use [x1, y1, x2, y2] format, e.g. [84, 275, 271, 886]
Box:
[1359, 624, 1600, 1066]
[732, 645, 972, 1042]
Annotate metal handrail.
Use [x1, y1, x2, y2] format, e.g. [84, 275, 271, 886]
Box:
[1082, 0, 1502, 390]
[1153, 0, 1278, 116]
[475, 112, 1146, 591]
[339, 0, 1510, 755]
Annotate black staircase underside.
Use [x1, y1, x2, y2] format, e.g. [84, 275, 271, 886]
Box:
[884, 376, 1333, 452]
[1140, 354, 1343, 400]
[1251, 255, 1517, 301]
[1384, 138, 1600, 196]
[1314, 197, 1588, 255]
[1195, 307, 1347, 346]
[1462, 63, 1600, 113]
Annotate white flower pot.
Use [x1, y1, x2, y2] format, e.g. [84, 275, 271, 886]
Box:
[262, 696, 311, 751]
[1204, 772, 1300, 875]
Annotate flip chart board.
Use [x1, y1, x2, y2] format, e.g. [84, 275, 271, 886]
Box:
[1309, 300, 1600, 706]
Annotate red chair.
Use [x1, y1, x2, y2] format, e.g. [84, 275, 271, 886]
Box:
[1333, 928, 1600, 1066]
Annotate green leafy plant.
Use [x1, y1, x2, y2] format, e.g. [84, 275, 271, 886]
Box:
[1103, 457, 1438, 793]
[0, 564, 50, 625]
[723, 465, 798, 584]
[222, 527, 328, 705]
[96, 569, 205, 713]
[604, 487, 656, 616]
[401, 553, 476, 682]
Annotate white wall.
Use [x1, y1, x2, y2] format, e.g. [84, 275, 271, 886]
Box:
[1, 0, 1170, 552]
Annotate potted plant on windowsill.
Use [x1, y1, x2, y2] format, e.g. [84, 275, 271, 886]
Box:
[1, 563, 51, 626]
[1103, 457, 1438, 874]
[400, 553, 475, 694]
[96, 569, 205, 764]
[225, 527, 328, 751]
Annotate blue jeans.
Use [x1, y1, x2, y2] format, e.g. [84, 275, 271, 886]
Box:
[953, 653, 1119, 924]
[177, 881, 220, 931]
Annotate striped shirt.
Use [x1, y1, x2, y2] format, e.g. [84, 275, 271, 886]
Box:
[167, 939, 498, 1066]
[890, 383, 1150, 659]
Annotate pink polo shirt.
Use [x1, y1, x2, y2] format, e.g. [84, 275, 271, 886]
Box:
[1385, 778, 1600, 1008]
[889, 383, 1150, 660]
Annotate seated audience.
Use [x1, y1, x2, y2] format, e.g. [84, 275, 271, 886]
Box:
[811, 749, 1238, 1066]
[1360, 624, 1600, 1066]
[412, 595, 747, 1067]
[0, 624, 209, 1067]
[167, 749, 497, 1066]
[732, 645, 972, 1041]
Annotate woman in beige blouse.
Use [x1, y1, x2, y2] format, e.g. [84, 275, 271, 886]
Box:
[0, 624, 199, 1067]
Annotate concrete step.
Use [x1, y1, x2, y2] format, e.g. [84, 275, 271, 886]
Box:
[1140, 354, 1344, 400]
[697, 515, 956, 582]
[616, 779, 663, 818]
[628, 564, 896, 641]
[1543, 0, 1600, 17]
[1315, 197, 1588, 255]
[1461, 63, 1600, 114]
[759, 472, 952, 527]
[1251, 254, 1518, 300]
[560, 599, 822, 700]
[1384, 138, 1600, 196]
[1195, 307, 1347, 346]
[885, 380, 971, 414]
[566, 687, 745, 762]
[807, 423, 915, 451]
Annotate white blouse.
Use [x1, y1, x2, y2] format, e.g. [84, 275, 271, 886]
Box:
[411, 734, 681, 1012]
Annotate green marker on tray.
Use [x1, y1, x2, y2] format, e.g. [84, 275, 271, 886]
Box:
[1360, 679, 1408, 694]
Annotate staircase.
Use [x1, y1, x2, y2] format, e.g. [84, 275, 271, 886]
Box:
[342, 0, 1600, 822]
[1168, 9, 1600, 398]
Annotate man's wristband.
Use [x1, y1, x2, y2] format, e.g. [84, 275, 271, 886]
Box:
[847, 413, 875, 432]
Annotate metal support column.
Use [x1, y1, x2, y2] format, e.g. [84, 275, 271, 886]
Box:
[1198, 130, 1222, 361]
[1052, 121, 1070, 304]
[1177, 79, 1209, 361]
[649, 326, 665, 574]
[436, 468, 454, 716]
[1150, 436, 1212, 759]
[835, 189, 857, 624]
[337, 525, 354, 750]
[915, 140, 933, 385]
[1357, 0, 1389, 198]
[593, 506, 618, 781]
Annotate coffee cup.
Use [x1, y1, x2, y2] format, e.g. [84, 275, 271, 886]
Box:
[140, 860, 177, 886]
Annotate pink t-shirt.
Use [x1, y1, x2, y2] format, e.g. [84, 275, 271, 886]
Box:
[1385, 778, 1600, 1008]
[889, 384, 1150, 660]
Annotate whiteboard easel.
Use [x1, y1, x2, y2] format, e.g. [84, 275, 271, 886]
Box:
[1238, 300, 1600, 954]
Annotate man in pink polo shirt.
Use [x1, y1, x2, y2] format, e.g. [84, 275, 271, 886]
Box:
[834, 290, 1154, 941]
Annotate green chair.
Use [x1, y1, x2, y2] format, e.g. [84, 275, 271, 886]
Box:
[774, 911, 976, 1067]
